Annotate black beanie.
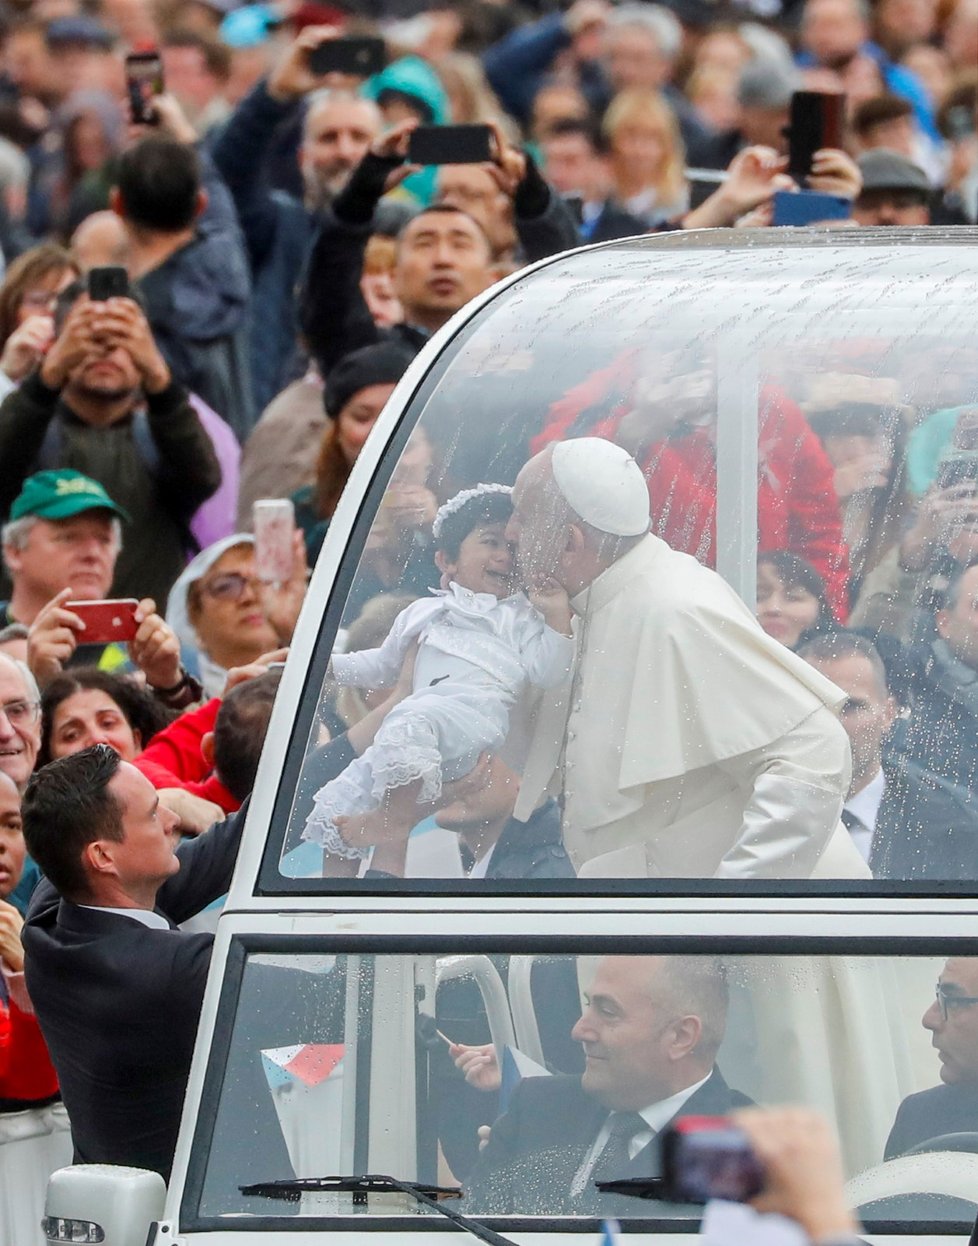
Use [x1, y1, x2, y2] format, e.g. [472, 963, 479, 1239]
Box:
[324, 343, 414, 419]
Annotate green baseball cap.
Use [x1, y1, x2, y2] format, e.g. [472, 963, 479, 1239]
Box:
[10, 470, 131, 523]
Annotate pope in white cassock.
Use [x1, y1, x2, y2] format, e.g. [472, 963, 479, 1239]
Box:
[507, 437, 869, 880]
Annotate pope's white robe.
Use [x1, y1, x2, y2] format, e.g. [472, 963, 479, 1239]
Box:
[513, 534, 867, 879]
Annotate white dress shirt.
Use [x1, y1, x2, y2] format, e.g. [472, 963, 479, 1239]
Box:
[570, 1072, 712, 1196]
[78, 906, 171, 930]
[843, 768, 886, 862]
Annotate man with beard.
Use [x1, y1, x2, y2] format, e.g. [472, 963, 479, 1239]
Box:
[212, 26, 386, 413]
[0, 292, 220, 607]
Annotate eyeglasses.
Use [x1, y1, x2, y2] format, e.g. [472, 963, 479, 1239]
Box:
[0, 699, 40, 726]
[200, 572, 262, 602]
[935, 983, 978, 1022]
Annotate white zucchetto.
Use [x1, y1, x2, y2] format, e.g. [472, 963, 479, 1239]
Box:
[551, 438, 651, 537]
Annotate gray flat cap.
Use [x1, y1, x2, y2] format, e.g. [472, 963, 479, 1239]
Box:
[857, 148, 930, 194]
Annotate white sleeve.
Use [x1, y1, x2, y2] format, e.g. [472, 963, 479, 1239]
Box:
[522, 625, 575, 689]
[712, 706, 852, 879]
[330, 602, 427, 688]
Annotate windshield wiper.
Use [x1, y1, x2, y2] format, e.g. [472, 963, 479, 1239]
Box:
[594, 1177, 669, 1200]
[240, 1174, 521, 1246]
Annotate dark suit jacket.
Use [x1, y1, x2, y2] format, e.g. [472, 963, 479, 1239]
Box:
[23, 804, 247, 1180]
[464, 1068, 752, 1216]
[885, 1081, 978, 1159]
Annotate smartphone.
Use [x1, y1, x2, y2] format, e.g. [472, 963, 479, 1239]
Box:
[659, 1116, 766, 1204]
[67, 599, 140, 644]
[125, 50, 164, 125]
[786, 91, 845, 185]
[253, 498, 296, 584]
[87, 266, 130, 302]
[771, 189, 852, 227]
[408, 124, 495, 166]
[307, 36, 386, 78]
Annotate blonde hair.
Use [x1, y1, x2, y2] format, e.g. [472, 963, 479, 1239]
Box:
[602, 89, 686, 204]
[363, 234, 396, 277]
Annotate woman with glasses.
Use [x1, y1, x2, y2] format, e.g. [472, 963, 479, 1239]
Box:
[0, 244, 79, 401]
[167, 534, 306, 697]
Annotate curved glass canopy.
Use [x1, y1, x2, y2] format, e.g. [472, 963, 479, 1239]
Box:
[253, 228, 978, 893]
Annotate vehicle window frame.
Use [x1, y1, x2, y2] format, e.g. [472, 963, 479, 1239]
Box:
[178, 931, 978, 1236]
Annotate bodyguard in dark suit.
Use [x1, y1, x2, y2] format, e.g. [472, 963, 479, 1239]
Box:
[21, 744, 249, 1180]
[460, 955, 752, 1216]
[886, 958, 978, 1159]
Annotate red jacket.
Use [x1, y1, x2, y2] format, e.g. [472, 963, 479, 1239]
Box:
[532, 353, 849, 619]
[134, 699, 239, 814]
[0, 984, 59, 1106]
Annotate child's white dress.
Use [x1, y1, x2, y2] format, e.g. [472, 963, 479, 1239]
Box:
[302, 582, 574, 859]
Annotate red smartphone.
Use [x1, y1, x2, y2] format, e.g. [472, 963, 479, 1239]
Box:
[67, 599, 140, 644]
[659, 1116, 766, 1204]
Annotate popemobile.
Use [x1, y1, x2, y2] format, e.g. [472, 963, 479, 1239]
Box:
[41, 226, 978, 1246]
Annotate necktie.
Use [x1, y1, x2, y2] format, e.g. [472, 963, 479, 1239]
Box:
[587, 1112, 648, 1188]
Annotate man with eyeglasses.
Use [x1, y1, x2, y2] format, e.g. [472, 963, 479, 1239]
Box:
[0, 655, 40, 794]
[885, 958, 978, 1158]
[0, 654, 43, 915]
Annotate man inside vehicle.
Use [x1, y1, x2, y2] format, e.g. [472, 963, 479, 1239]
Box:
[454, 953, 752, 1214]
[885, 957, 978, 1159]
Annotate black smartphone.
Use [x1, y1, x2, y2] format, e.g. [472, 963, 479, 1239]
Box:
[125, 50, 164, 125]
[87, 266, 130, 302]
[786, 91, 845, 185]
[408, 124, 495, 166]
[307, 36, 386, 78]
[659, 1116, 766, 1204]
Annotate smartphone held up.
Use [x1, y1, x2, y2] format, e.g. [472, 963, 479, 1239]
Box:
[125, 50, 164, 125]
[307, 35, 386, 78]
[253, 499, 296, 585]
[660, 1116, 766, 1204]
[408, 125, 496, 166]
[67, 600, 140, 645]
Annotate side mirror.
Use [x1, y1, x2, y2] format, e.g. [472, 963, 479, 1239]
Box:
[43, 1164, 165, 1245]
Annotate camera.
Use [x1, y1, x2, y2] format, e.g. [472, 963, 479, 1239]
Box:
[659, 1115, 766, 1204]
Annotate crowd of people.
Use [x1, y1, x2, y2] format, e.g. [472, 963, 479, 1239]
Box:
[0, 0, 974, 1235]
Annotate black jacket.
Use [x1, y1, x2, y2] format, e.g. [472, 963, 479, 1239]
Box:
[874, 642, 978, 880]
[136, 154, 254, 440]
[23, 806, 247, 1180]
[885, 1081, 978, 1158]
[0, 373, 221, 606]
[465, 1068, 752, 1216]
[299, 151, 579, 378]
